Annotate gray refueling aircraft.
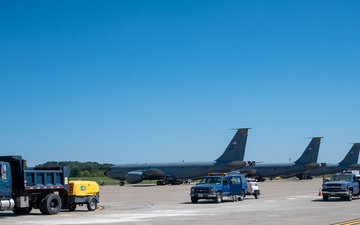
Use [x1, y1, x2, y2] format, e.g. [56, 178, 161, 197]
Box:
[241, 137, 322, 181]
[105, 128, 250, 186]
[295, 143, 360, 179]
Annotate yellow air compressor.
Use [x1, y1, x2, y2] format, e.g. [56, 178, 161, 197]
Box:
[68, 180, 100, 211]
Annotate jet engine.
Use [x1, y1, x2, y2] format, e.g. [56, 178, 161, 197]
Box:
[126, 171, 144, 184]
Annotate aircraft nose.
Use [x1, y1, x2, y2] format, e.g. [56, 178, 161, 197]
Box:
[104, 168, 111, 177]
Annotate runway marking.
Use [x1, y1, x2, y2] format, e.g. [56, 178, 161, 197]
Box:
[57, 205, 103, 216]
[59, 213, 78, 217]
[333, 218, 360, 225]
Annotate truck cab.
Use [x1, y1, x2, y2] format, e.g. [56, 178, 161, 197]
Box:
[189, 173, 248, 203]
[0, 162, 14, 210]
[322, 172, 360, 201]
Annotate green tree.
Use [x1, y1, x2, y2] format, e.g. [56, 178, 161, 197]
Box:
[37, 161, 114, 178]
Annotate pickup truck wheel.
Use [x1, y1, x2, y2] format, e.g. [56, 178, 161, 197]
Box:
[322, 195, 329, 201]
[69, 203, 77, 211]
[40, 193, 62, 215]
[191, 197, 198, 203]
[347, 190, 353, 201]
[87, 199, 97, 211]
[13, 207, 32, 215]
[214, 193, 223, 203]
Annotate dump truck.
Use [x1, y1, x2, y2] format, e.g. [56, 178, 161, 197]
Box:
[0, 155, 100, 215]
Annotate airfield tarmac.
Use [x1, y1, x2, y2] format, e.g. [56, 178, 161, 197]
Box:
[1, 178, 360, 225]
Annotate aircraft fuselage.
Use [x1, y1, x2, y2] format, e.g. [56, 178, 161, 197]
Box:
[105, 161, 236, 181]
[246, 162, 319, 178]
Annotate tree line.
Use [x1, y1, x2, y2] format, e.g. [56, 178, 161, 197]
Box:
[36, 161, 115, 178]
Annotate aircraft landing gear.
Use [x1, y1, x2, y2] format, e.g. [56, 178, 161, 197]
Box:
[119, 181, 125, 186]
[156, 180, 168, 185]
[156, 179, 181, 185]
[296, 174, 313, 180]
[170, 180, 181, 185]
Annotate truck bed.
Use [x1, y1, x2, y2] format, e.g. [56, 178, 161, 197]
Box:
[24, 167, 70, 190]
[0, 155, 70, 192]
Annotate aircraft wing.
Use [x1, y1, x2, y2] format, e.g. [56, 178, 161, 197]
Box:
[238, 168, 257, 175]
[348, 164, 360, 169]
[125, 168, 168, 184]
[143, 168, 167, 177]
[280, 173, 297, 179]
[226, 160, 247, 169]
[303, 163, 320, 169]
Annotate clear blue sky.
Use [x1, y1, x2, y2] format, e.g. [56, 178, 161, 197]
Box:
[1, 1, 359, 166]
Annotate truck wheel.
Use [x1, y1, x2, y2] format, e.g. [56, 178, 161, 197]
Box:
[214, 193, 222, 203]
[13, 207, 32, 215]
[323, 195, 329, 201]
[87, 199, 97, 211]
[40, 193, 62, 215]
[347, 190, 353, 201]
[238, 191, 245, 201]
[69, 203, 77, 211]
[191, 197, 198, 203]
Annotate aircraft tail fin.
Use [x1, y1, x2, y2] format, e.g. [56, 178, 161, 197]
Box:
[215, 128, 250, 162]
[294, 137, 322, 164]
[339, 143, 360, 165]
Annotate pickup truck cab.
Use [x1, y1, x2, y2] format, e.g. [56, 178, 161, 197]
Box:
[190, 173, 247, 203]
[322, 172, 360, 201]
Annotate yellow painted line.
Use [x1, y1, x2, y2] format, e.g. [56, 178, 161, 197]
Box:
[96, 205, 104, 211]
[333, 218, 360, 225]
[59, 213, 78, 217]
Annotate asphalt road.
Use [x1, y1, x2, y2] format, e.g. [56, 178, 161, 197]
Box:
[1, 178, 360, 225]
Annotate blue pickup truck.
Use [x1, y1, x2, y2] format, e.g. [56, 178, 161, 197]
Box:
[190, 173, 248, 203]
[322, 172, 360, 201]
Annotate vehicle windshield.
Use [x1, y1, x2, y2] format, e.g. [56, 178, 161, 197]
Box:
[330, 175, 352, 182]
[199, 177, 222, 185]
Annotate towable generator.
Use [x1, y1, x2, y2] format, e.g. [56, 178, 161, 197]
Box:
[0, 155, 100, 215]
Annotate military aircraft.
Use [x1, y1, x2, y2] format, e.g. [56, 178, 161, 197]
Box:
[241, 137, 322, 181]
[295, 143, 360, 179]
[105, 128, 250, 186]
